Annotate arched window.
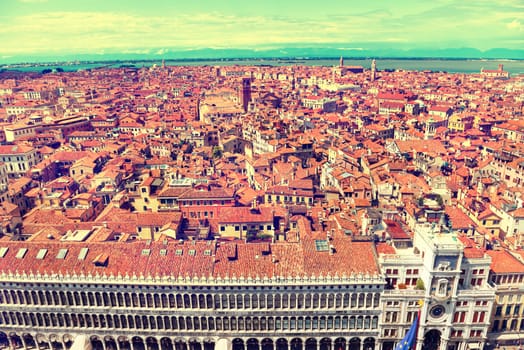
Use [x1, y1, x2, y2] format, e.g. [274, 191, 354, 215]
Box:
[313, 294, 319, 308]
[118, 293, 125, 307]
[193, 316, 200, 330]
[274, 294, 281, 308]
[298, 294, 305, 308]
[335, 294, 342, 308]
[366, 293, 372, 308]
[290, 294, 297, 308]
[191, 294, 197, 309]
[146, 294, 153, 308]
[149, 315, 156, 329]
[351, 294, 357, 308]
[358, 294, 365, 308]
[260, 317, 267, 330]
[328, 294, 335, 308]
[349, 316, 356, 329]
[259, 294, 266, 308]
[437, 279, 448, 297]
[372, 316, 378, 329]
[373, 293, 380, 308]
[267, 295, 274, 309]
[282, 295, 289, 308]
[103, 292, 110, 307]
[343, 293, 350, 307]
[357, 316, 363, 329]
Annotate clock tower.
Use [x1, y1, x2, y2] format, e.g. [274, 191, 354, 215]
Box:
[412, 224, 495, 350]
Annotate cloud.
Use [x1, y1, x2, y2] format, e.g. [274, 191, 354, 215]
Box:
[507, 19, 522, 31]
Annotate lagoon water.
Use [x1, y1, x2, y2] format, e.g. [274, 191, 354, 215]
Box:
[3, 58, 524, 75]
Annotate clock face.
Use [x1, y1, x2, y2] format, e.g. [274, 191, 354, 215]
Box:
[430, 305, 445, 318]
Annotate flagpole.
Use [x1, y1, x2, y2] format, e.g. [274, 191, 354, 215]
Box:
[413, 300, 423, 350]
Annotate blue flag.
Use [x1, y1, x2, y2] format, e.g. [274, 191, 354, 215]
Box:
[394, 315, 419, 350]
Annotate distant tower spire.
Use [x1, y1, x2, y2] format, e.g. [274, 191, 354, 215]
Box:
[240, 77, 251, 112]
[371, 59, 377, 81]
[161, 59, 166, 69]
[339, 56, 344, 68]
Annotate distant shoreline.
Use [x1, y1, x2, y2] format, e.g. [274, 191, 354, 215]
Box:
[2, 57, 524, 75]
[2, 56, 523, 68]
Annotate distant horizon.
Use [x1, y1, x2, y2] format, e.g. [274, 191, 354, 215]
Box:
[3, 56, 524, 76]
[2, 46, 524, 67]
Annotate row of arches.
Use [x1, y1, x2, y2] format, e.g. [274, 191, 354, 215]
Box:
[0, 333, 72, 350]
[0, 334, 378, 350]
[1, 311, 380, 331]
[0, 289, 380, 310]
[230, 338, 376, 350]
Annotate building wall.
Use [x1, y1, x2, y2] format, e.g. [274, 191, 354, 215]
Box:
[0, 277, 384, 350]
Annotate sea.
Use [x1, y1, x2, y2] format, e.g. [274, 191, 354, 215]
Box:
[2, 58, 524, 75]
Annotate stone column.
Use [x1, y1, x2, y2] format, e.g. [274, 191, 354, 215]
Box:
[8, 336, 15, 350]
[440, 338, 449, 350]
[415, 336, 424, 350]
[20, 337, 26, 350]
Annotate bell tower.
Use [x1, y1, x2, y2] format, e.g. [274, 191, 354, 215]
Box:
[371, 59, 377, 81]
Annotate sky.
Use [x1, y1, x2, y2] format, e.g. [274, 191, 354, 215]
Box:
[0, 0, 523, 59]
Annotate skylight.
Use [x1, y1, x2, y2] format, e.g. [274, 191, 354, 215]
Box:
[78, 247, 89, 260]
[36, 249, 48, 260]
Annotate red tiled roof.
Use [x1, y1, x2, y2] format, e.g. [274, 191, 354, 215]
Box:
[486, 250, 524, 274]
[218, 207, 274, 224]
[0, 238, 380, 278]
